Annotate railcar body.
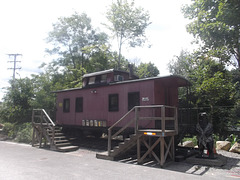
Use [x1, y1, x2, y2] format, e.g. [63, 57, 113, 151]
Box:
[54, 69, 190, 134]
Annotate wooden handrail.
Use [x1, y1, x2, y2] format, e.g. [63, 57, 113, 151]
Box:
[42, 109, 55, 127]
[32, 109, 56, 147]
[107, 105, 178, 155]
[108, 107, 135, 131]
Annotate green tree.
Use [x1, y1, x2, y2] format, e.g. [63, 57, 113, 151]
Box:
[193, 61, 235, 107]
[182, 0, 240, 69]
[0, 78, 34, 123]
[31, 72, 56, 111]
[136, 62, 159, 78]
[168, 50, 237, 137]
[168, 50, 196, 78]
[193, 62, 236, 137]
[105, 0, 151, 69]
[46, 12, 110, 88]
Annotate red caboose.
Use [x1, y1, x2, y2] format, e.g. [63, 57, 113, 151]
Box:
[54, 69, 190, 135]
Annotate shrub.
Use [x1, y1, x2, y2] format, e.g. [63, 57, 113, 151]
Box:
[183, 136, 198, 146]
[15, 123, 33, 144]
[225, 134, 240, 146]
[2, 122, 15, 138]
[2, 122, 33, 144]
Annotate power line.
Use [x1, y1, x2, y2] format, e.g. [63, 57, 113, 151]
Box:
[7, 53, 22, 82]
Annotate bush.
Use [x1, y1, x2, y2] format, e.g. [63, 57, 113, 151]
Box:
[15, 123, 33, 144]
[1, 122, 33, 144]
[225, 134, 240, 146]
[183, 136, 198, 146]
[2, 122, 15, 138]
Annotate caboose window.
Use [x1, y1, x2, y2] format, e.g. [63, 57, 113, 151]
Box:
[128, 92, 140, 110]
[101, 74, 107, 83]
[63, 98, 70, 112]
[75, 97, 83, 112]
[109, 94, 119, 112]
[89, 77, 96, 85]
[95, 75, 101, 84]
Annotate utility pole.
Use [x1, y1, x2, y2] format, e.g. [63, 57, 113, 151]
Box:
[7, 54, 22, 82]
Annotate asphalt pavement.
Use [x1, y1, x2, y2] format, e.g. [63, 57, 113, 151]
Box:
[0, 141, 237, 180]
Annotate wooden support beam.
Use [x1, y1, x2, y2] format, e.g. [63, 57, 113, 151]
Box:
[142, 138, 161, 164]
[138, 137, 161, 164]
[160, 137, 164, 167]
[164, 136, 173, 161]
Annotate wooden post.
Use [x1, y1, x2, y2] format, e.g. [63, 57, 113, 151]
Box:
[148, 136, 152, 158]
[39, 110, 44, 148]
[31, 110, 35, 147]
[32, 127, 36, 147]
[160, 137, 165, 167]
[172, 135, 175, 161]
[137, 135, 141, 163]
[135, 107, 139, 134]
[161, 106, 165, 134]
[108, 129, 111, 155]
[52, 126, 55, 146]
[174, 107, 178, 134]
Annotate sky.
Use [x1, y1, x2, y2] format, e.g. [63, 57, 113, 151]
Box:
[0, 0, 195, 100]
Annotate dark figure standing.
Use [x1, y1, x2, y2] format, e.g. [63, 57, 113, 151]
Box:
[196, 112, 214, 159]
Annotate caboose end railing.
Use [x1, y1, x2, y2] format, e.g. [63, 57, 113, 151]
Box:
[107, 105, 178, 156]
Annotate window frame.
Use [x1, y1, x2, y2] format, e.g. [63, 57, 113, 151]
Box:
[108, 94, 119, 112]
[128, 92, 140, 111]
[63, 98, 70, 113]
[75, 97, 83, 112]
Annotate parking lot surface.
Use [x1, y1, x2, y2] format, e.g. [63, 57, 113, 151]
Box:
[0, 141, 239, 179]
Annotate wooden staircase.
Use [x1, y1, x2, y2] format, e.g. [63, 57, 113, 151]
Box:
[97, 134, 141, 160]
[97, 105, 178, 167]
[110, 134, 138, 157]
[32, 109, 79, 152]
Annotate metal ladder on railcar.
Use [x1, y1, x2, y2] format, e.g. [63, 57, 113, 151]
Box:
[96, 105, 178, 167]
[32, 109, 79, 152]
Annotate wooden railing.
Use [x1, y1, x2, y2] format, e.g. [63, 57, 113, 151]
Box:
[107, 105, 178, 155]
[32, 109, 56, 148]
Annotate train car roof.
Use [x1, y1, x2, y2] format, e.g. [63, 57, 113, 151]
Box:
[110, 75, 191, 87]
[82, 69, 115, 78]
[53, 75, 191, 93]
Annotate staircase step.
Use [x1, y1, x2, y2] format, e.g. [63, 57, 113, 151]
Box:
[55, 139, 69, 144]
[113, 146, 120, 151]
[47, 129, 61, 132]
[108, 134, 140, 158]
[57, 145, 79, 152]
[96, 151, 115, 161]
[48, 133, 64, 136]
[129, 134, 136, 138]
[55, 142, 72, 147]
[124, 138, 130, 143]
[54, 136, 67, 140]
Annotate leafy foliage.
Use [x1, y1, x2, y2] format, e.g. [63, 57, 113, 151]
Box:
[225, 134, 240, 146]
[0, 78, 34, 123]
[46, 12, 111, 88]
[105, 0, 151, 68]
[168, 50, 195, 78]
[182, 0, 240, 69]
[168, 49, 238, 137]
[2, 122, 32, 143]
[136, 62, 159, 78]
